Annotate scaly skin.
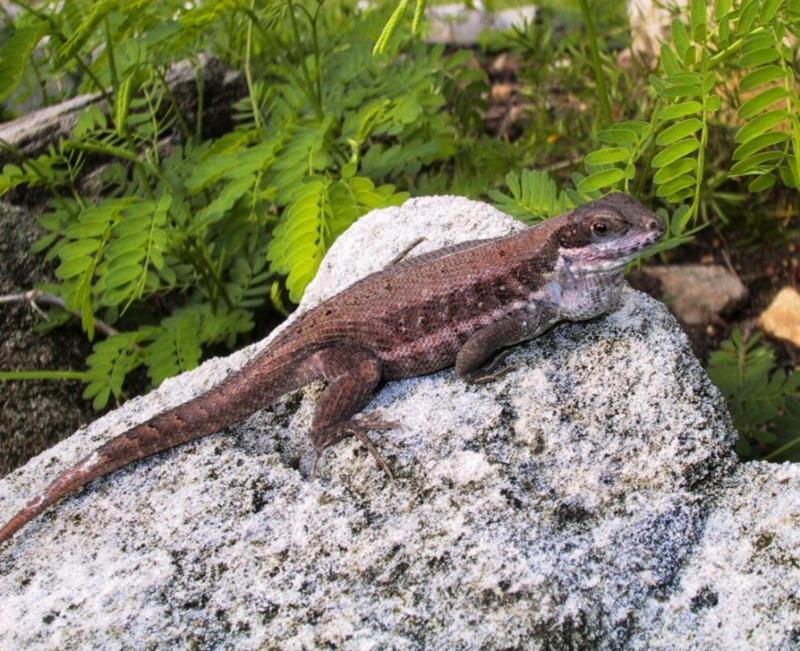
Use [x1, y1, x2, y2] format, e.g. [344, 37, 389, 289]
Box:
[0, 193, 664, 545]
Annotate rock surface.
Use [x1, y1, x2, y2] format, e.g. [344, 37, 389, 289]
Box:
[425, 2, 538, 46]
[758, 286, 800, 348]
[1, 196, 798, 649]
[640, 263, 748, 326]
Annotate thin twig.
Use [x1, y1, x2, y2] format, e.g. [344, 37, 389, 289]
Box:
[387, 237, 426, 266]
[0, 290, 119, 337]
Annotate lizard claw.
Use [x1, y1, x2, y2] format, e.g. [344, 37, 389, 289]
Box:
[311, 412, 399, 480]
[464, 350, 518, 384]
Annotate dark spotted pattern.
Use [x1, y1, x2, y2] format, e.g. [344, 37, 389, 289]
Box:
[0, 193, 663, 544]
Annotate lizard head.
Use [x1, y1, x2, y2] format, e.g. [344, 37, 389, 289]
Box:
[555, 193, 665, 274]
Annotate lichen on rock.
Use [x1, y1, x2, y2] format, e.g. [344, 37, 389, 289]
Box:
[0, 196, 797, 649]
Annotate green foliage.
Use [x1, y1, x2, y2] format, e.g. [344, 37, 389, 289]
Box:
[0, 1, 485, 408]
[578, 0, 799, 215]
[708, 329, 800, 461]
[488, 170, 576, 223]
[0, 22, 48, 103]
[485, 0, 798, 253]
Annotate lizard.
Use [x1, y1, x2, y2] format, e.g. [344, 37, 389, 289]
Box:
[0, 192, 664, 545]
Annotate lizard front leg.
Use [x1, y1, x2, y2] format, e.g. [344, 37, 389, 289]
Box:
[456, 305, 559, 384]
[307, 346, 398, 478]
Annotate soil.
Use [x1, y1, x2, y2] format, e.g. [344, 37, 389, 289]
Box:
[0, 203, 97, 477]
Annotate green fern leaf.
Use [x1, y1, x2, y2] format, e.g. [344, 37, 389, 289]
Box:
[95, 197, 170, 310]
[83, 333, 143, 410]
[57, 199, 133, 338]
[56, 0, 117, 63]
[0, 22, 48, 103]
[143, 307, 204, 386]
[489, 170, 575, 223]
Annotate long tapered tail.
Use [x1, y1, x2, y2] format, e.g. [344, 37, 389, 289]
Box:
[0, 347, 318, 545]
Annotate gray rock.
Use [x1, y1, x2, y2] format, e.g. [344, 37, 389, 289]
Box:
[0, 56, 245, 172]
[424, 2, 538, 46]
[0, 196, 797, 649]
[641, 264, 748, 326]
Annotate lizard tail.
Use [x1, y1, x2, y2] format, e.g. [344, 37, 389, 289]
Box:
[0, 348, 316, 545]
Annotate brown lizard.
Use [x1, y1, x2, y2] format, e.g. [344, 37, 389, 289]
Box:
[0, 193, 664, 544]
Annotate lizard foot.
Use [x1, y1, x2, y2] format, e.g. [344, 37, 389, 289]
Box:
[464, 350, 518, 385]
[311, 412, 400, 480]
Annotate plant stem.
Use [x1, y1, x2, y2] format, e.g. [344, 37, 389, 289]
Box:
[287, 0, 324, 120]
[0, 370, 90, 381]
[299, 2, 325, 119]
[0, 289, 119, 337]
[0, 137, 78, 216]
[244, 0, 265, 131]
[104, 17, 119, 98]
[577, 0, 612, 128]
[154, 66, 193, 142]
[194, 57, 205, 139]
[690, 56, 710, 224]
[29, 53, 51, 107]
[191, 241, 234, 311]
[764, 435, 800, 461]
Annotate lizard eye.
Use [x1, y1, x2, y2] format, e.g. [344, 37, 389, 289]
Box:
[592, 221, 611, 237]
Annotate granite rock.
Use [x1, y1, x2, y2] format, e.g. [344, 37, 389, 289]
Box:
[640, 264, 748, 326]
[1, 196, 797, 650]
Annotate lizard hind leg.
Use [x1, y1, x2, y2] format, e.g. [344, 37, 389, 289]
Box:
[307, 347, 399, 479]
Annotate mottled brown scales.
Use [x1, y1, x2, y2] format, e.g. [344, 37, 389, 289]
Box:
[0, 193, 664, 545]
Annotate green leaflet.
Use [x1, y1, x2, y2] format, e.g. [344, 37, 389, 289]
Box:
[652, 138, 700, 168]
[738, 87, 788, 120]
[656, 118, 703, 146]
[653, 158, 696, 185]
[0, 23, 48, 103]
[740, 65, 784, 91]
[656, 174, 696, 197]
[585, 148, 630, 166]
[748, 172, 777, 191]
[740, 47, 782, 67]
[732, 131, 790, 161]
[762, 0, 785, 22]
[735, 110, 789, 143]
[656, 101, 703, 121]
[672, 19, 692, 58]
[738, 0, 761, 32]
[715, 0, 733, 19]
[489, 170, 575, 223]
[690, 0, 707, 41]
[729, 150, 783, 175]
[578, 168, 625, 193]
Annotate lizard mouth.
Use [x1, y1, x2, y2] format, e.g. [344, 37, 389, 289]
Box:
[580, 235, 662, 274]
[560, 228, 664, 275]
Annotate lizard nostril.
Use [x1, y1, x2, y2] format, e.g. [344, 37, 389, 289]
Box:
[648, 219, 663, 232]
